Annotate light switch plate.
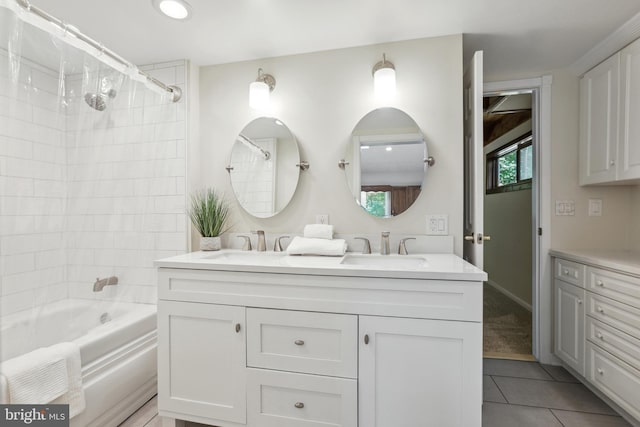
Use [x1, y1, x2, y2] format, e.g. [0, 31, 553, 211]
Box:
[426, 214, 448, 235]
[588, 199, 602, 216]
[555, 200, 575, 216]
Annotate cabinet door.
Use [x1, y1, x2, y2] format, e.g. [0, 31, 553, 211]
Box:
[359, 316, 482, 427]
[618, 38, 640, 181]
[554, 280, 585, 376]
[158, 301, 246, 424]
[579, 54, 619, 185]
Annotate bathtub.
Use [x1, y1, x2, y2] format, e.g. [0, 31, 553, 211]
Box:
[0, 299, 157, 427]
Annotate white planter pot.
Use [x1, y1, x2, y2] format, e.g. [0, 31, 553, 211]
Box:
[200, 236, 221, 251]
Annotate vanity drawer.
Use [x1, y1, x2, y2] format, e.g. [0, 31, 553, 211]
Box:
[587, 267, 640, 308]
[554, 258, 585, 287]
[247, 368, 357, 427]
[587, 317, 640, 371]
[586, 292, 640, 339]
[247, 308, 358, 378]
[586, 342, 640, 421]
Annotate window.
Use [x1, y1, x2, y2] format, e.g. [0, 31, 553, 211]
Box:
[360, 191, 391, 217]
[486, 132, 533, 193]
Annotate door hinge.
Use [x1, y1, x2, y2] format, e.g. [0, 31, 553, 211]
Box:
[538, 228, 543, 236]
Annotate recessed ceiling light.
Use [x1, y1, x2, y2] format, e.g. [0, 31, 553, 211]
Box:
[386, 147, 393, 152]
[152, 0, 192, 20]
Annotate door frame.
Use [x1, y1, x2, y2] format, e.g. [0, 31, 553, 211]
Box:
[484, 76, 555, 364]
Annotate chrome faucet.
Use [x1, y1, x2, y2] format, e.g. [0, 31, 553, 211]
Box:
[380, 231, 390, 255]
[274, 235, 290, 252]
[255, 230, 266, 252]
[398, 237, 416, 255]
[93, 276, 118, 292]
[354, 237, 371, 254]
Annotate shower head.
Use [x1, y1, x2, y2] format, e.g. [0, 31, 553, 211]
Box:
[84, 89, 117, 111]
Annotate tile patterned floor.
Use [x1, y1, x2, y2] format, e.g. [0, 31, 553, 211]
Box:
[119, 359, 633, 427]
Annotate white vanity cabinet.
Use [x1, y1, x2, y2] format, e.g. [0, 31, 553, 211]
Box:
[157, 301, 247, 425]
[155, 252, 485, 427]
[551, 250, 640, 424]
[579, 37, 640, 185]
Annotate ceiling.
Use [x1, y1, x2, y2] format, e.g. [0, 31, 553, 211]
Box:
[25, 0, 640, 79]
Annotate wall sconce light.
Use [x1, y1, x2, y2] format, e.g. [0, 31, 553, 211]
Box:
[372, 53, 396, 100]
[249, 68, 276, 110]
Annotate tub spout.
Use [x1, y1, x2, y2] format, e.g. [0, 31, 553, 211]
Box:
[93, 276, 118, 292]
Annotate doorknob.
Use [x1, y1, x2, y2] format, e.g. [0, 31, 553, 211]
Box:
[464, 233, 475, 242]
[477, 233, 491, 244]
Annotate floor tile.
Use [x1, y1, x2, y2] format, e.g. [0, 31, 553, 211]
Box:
[483, 375, 507, 403]
[482, 402, 562, 427]
[493, 376, 617, 415]
[541, 364, 580, 383]
[120, 396, 158, 427]
[483, 358, 553, 380]
[551, 409, 632, 427]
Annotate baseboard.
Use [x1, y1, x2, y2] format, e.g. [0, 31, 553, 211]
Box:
[485, 279, 532, 312]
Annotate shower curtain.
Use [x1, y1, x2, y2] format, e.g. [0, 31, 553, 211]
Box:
[0, 0, 187, 356]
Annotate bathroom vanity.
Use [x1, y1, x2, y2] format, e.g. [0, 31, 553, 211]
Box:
[155, 250, 486, 427]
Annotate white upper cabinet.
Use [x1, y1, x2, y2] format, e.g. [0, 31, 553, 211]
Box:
[618, 38, 640, 181]
[579, 54, 619, 185]
[580, 37, 640, 185]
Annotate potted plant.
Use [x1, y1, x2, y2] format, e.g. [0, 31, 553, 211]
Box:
[188, 188, 231, 251]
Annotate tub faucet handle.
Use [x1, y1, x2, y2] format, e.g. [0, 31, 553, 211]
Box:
[354, 237, 371, 254]
[238, 235, 252, 251]
[398, 237, 416, 255]
[274, 235, 290, 252]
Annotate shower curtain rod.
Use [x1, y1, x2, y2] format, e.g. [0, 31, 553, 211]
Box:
[14, 0, 182, 102]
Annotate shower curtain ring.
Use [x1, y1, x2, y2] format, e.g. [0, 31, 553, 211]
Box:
[98, 43, 105, 56]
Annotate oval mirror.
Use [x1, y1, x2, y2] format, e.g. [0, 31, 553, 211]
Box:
[344, 107, 427, 217]
[228, 117, 300, 218]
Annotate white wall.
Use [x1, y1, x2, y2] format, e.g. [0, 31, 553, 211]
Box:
[0, 52, 67, 316]
[549, 70, 634, 250]
[197, 35, 464, 253]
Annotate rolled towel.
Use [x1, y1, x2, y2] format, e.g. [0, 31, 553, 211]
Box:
[286, 236, 347, 256]
[303, 224, 334, 240]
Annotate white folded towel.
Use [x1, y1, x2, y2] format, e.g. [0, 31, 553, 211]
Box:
[286, 236, 347, 256]
[0, 342, 85, 418]
[303, 224, 334, 240]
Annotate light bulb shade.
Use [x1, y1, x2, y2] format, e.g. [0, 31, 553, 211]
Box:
[374, 67, 396, 99]
[153, 0, 192, 20]
[250, 81, 270, 110]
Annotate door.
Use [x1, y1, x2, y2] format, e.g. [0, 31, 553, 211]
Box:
[463, 51, 484, 267]
[554, 280, 585, 375]
[359, 316, 482, 427]
[158, 301, 246, 424]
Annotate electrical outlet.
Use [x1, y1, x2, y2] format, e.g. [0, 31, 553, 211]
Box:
[316, 214, 329, 225]
[426, 214, 448, 235]
[588, 199, 602, 216]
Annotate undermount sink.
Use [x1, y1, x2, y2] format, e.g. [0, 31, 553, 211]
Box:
[204, 251, 286, 265]
[340, 254, 427, 269]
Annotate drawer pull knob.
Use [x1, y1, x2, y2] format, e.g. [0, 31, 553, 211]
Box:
[597, 281, 604, 287]
[597, 333, 604, 340]
[294, 339, 305, 346]
[563, 269, 569, 275]
[294, 402, 305, 409]
[597, 368, 604, 375]
[597, 307, 604, 314]
[578, 299, 583, 305]
[235, 323, 241, 333]
[364, 334, 370, 345]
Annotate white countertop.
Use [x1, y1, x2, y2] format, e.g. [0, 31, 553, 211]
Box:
[155, 250, 487, 281]
[549, 248, 640, 277]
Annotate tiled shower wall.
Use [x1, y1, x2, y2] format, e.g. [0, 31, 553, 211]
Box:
[0, 52, 67, 316]
[0, 55, 187, 315]
[65, 61, 187, 304]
